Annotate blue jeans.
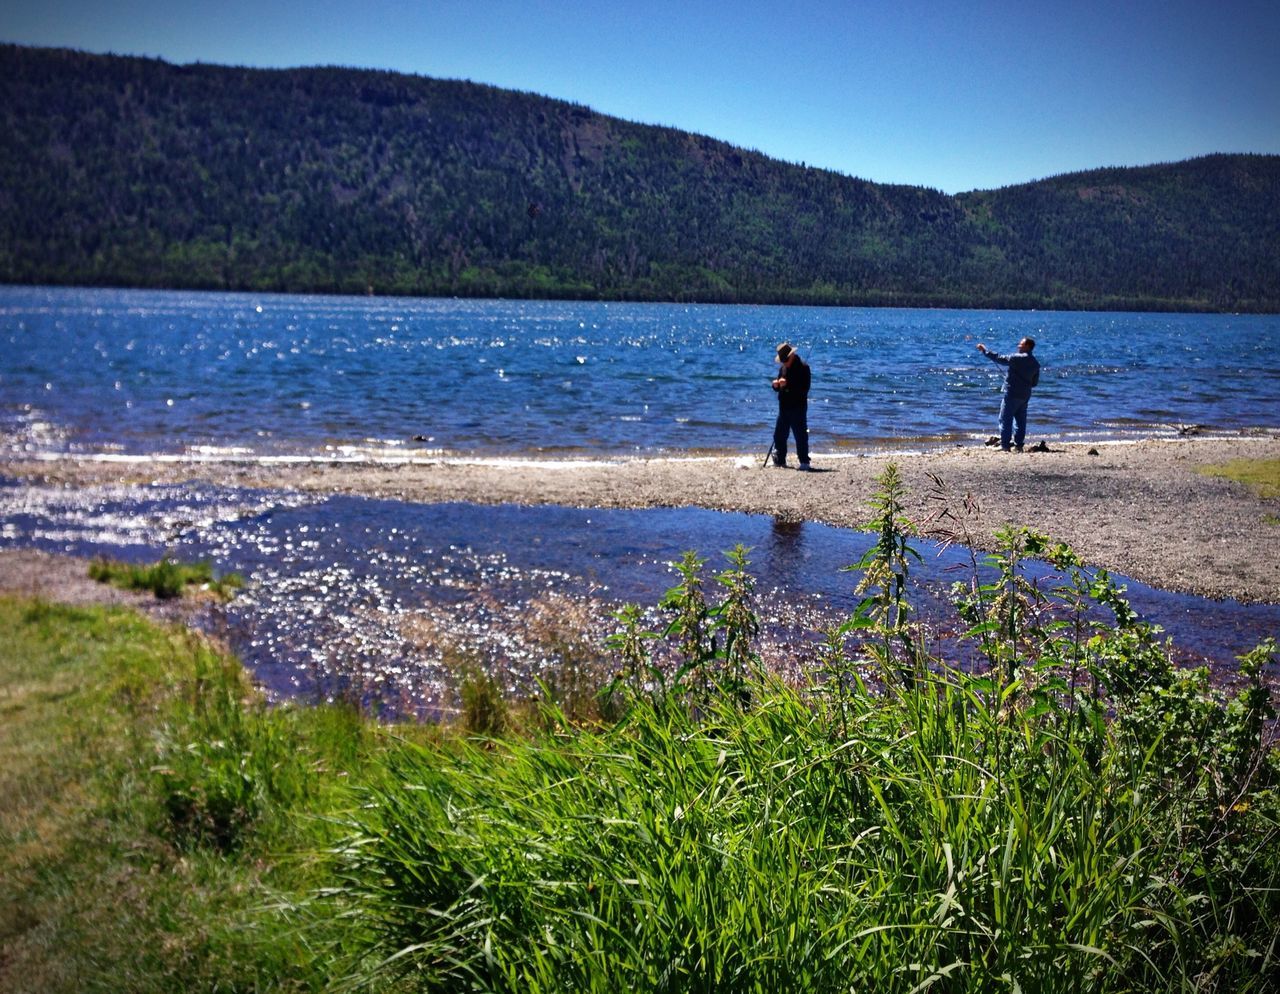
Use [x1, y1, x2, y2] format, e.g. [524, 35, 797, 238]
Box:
[773, 404, 809, 465]
[999, 394, 1030, 450]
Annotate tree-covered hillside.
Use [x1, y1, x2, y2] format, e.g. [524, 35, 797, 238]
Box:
[2, 44, 1277, 311]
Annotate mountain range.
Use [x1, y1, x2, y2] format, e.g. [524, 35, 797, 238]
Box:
[2, 43, 1277, 311]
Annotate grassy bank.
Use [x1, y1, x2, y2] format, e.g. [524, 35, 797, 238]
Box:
[2, 470, 1278, 991]
[0, 596, 407, 991]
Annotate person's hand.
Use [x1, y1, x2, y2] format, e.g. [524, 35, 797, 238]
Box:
[976, 343, 987, 353]
[773, 377, 786, 389]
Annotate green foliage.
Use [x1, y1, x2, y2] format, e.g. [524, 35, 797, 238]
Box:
[644, 545, 767, 710]
[712, 544, 761, 697]
[326, 470, 1280, 992]
[149, 637, 313, 851]
[845, 463, 924, 685]
[661, 550, 714, 688]
[3, 43, 1278, 311]
[88, 554, 243, 600]
[455, 653, 511, 738]
[0, 596, 363, 991]
[334, 640, 1280, 993]
[4, 466, 1278, 991]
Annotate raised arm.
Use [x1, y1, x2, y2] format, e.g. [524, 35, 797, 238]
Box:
[977, 343, 1010, 366]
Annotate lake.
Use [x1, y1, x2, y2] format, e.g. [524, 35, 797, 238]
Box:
[3, 286, 1278, 459]
[2, 286, 1277, 713]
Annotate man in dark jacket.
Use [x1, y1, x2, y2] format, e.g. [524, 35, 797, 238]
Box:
[977, 337, 1040, 452]
[771, 342, 812, 470]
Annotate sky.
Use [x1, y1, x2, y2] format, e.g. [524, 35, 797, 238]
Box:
[3, 0, 1278, 193]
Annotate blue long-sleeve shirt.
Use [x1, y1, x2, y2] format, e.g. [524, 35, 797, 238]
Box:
[983, 349, 1040, 400]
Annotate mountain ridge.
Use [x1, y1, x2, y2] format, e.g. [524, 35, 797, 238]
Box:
[2, 44, 1277, 311]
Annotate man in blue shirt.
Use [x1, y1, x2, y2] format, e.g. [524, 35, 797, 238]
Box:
[977, 337, 1040, 452]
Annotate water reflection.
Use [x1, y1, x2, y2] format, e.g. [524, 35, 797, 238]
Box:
[767, 517, 806, 565]
[1, 477, 1276, 719]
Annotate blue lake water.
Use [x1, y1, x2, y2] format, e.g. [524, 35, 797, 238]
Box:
[2, 286, 1277, 713]
[2, 285, 1278, 458]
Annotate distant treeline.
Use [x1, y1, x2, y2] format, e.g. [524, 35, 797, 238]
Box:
[2, 44, 1278, 311]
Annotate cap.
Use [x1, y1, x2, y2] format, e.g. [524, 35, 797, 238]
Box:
[776, 342, 793, 359]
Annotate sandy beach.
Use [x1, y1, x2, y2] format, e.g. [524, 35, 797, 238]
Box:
[3, 434, 1278, 605]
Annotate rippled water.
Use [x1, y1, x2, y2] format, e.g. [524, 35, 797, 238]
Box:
[2, 286, 1278, 458]
[3, 478, 1276, 718]
[5, 287, 1276, 716]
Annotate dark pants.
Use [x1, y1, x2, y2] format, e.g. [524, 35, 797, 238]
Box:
[773, 403, 809, 465]
[999, 394, 1030, 450]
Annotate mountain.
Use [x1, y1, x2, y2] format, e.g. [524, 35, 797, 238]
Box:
[2, 43, 1277, 311]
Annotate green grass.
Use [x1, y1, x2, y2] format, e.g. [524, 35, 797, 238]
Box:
[2, 468, 1278, 992]
[335, 661, 1279, 993]
[0, 595, 399, 992]
[88, 555, 243, 600]
[1197, 457, 1280, 499]
[5, 595, 1274, 992]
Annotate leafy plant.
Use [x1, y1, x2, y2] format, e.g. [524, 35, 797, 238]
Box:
[710, 543, 760, 702]
[10, 465, 1279, 992]
[661, 549, 714, 682]
[602, 601, 662, 715]
[845, 462, 924, 686]
[327, 466, 1279, 992]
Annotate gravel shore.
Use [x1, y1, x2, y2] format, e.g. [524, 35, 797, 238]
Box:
[3, 434, 1279, 604]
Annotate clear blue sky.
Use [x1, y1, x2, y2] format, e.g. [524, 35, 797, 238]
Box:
[4, 0, 1278, 193]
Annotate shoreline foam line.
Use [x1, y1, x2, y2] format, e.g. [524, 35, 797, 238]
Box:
[7, 427, 1279, 471]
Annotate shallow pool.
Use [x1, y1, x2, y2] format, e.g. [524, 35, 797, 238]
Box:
[2, 477, 1276, 718]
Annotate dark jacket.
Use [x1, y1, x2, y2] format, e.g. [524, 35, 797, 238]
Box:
[983, 350, 1040, 400]
[776, 355, 811, 406]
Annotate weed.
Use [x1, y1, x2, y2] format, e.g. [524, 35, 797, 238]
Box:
[149, 636, 312, 851]
[327, 463, 1280, 993]
[844, 462, 924, 687]
[0, 597, 348, 991]
[452, 649, 511, 737]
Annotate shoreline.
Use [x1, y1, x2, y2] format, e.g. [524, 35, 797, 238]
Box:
[9, 425, 1272, 468]
[3, 434, 1279, 605]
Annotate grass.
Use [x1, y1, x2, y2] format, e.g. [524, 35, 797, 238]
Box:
[2, 465, 1278, 992]
[88, 555, 243, 600]
[0, 595, 407, 992]
[326, 484, 1280, 993]
[341, 682, 1206, 992]
[1197, 457, 1280, 499]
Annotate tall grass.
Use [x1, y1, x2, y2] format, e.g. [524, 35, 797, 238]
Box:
[335, 664, 1277, 991]
[149, 638, 317, 851]
[3, 464, 1276, 992]
[331, 467, 1280, 993]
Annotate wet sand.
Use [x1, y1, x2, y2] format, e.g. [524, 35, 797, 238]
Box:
[3, 434, 1279, 605]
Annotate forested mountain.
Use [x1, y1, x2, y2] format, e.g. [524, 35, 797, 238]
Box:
[2, 44, 1277, 311]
